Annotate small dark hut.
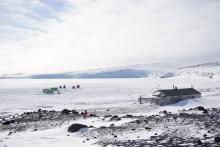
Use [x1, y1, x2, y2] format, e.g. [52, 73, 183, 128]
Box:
[139, 88, 201, 105]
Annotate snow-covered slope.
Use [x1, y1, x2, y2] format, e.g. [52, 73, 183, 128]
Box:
[161, 62, 220, 79]
[0, 73, 31, 79]
[1, 61, 220, 79]
[22, 63, 178, 79]
[31, 69, 148, 79]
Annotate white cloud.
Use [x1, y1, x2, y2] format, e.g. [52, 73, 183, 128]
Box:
[0, 0, 219, 73]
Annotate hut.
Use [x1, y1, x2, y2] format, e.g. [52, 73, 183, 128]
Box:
[43, 87, 60, 94]
[43, 88, 54, 94]
[139, 88, 201, 106]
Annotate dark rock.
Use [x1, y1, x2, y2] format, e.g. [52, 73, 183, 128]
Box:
[114, 135, 117, 138]
[135, 120, 141, 124]
[2, 120, 15, 125]
[100, 126, 106, 129]
[26, 112, 31, 115]
[50, 110, 56, 113]
[89, 114, 98, 117]
[197, 139, 202, 145]
[110, 123, 115, 127]
[162, 110, 167, 114]
[103, 115, 112, 118]
[110, 115, 121, 121]
[122, 115, 134, 118]
[61, 109, 71, 115]
[197, 106, 205, 111]
[145, 127, 151, 130]
[203, 109, 208, 114]
[67, 123, 88, 133]
[8, 132, 13, 136]
[214, 137, 220, 143]
[150, 135, 157, 139]
[88, 125, 94, 128]
[71, 110, 79, 115]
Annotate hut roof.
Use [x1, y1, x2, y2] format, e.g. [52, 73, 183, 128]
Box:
[158, 88, 201, 97]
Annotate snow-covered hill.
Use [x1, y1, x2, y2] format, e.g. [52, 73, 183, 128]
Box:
[161, 62, 220, 79]
[1, 61, 220, 79]
[30, 69, 148, 79]
[23, 62, 179, 79]
[0, 73, 31, 79]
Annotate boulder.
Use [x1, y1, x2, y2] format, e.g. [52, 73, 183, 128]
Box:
[214, 137, 220, 143]
[110, 115, 121, 121]
[135, 120, 142, 124]
[103, 115, 112, 118]
[2, 120, 15, 125]
[61, 109, 71, 115]
[122, 115, 134, 118]
[68, 123, 88, 133]
[145, 127, 151, 130]
[197, 140, 202, 145]
[71, 110, 79, 115]
[109, 123, 115, 127]
[100, 126, 107, 129]
[89, 114, 98, 117]
[203, 109, 208, 114]
[197, 106, 205, 111]
[162, 110, 167, 114]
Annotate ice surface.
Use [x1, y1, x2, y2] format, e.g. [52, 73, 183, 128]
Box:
[0, 77, 219, 116]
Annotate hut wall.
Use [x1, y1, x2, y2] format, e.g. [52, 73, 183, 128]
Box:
[156, 94, 201, 106]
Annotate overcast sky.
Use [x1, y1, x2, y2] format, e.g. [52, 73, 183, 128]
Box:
[0, 0, 219, 74]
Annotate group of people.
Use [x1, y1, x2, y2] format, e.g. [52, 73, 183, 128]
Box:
[81, 110, 88, 119]
[58, 85, 81, 89]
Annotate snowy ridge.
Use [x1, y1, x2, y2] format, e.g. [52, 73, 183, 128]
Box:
[1, 61, 220, 79]
[30, 69, 148, 79]
[177, 62, 220, 70]
[161, 62, 220, 79]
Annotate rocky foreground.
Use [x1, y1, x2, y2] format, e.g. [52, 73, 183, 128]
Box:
[0, 109, 80, 132]
[0, 106, 220, 146]
[87, 106, 220, 146]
